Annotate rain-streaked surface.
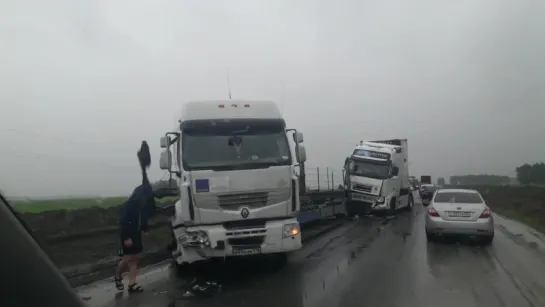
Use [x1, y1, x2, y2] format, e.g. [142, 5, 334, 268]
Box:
[79, 197, 545, 307]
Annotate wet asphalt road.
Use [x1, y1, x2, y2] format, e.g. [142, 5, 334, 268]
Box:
[78, 198, 545, 307]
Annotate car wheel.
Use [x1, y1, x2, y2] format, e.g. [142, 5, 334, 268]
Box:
[426, 231, 435, 242]
[481, 234, 494, 245]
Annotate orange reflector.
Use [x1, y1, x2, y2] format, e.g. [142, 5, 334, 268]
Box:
[218, 104, 225, 108]
[244, 104, 250, 108]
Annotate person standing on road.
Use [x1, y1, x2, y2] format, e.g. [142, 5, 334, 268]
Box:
[114, 141, 156, 293]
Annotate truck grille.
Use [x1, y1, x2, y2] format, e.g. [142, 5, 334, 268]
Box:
[218, 192, 269, 210]
[353, 184, 372, 193]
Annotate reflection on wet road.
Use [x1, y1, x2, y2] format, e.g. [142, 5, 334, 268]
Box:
[79, 201, 545, 307]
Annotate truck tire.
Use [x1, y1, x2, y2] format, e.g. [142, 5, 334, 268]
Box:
[346, 201, 357, 218]
[406, 195, 414, 211]
[389, 199, 397, 216]
[268, 253, 288, 272]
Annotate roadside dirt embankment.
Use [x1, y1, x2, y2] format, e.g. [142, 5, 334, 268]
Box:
[17, 186, 545, 285]
[21, 205, 173, 286]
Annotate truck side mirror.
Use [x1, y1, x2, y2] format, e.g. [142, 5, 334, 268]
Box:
[391, 166, 399, 177]
[295, 144, 307, 163]
[292, 131, 304, 143]
[160, 136, 171, 149]
[159, 150, 172, 170]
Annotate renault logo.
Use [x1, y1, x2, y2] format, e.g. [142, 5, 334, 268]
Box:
[240, 207, 250, 219]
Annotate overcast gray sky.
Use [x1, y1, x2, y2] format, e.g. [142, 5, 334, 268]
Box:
[1, 0, 545, 197]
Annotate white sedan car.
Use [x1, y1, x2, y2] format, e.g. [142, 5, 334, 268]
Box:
[425, 189, 494, 244]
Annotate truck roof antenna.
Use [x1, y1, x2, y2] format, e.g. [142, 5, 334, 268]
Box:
[226, 68, 232, 99]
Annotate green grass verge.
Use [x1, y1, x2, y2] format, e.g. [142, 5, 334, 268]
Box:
[492, 206, 545, 234]
[12, 196, 178, 213]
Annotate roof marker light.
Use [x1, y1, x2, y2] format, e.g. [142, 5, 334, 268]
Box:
[218, 104, 225, 108]
[244, 104, 250, 108]
[231, 104, 238, 107]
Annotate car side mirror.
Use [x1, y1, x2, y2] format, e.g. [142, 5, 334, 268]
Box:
[391, 166, 399, 177]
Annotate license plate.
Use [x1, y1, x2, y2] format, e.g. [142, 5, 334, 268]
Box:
[352, 193, 375, 202]
[232, 246, 261, 256]
[447, 211, 472, 217]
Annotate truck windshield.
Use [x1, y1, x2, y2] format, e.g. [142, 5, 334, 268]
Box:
[348, 159, 390, 180]
[181, 119, 292, 171]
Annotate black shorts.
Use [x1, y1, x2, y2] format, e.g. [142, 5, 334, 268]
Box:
[119, 231, 143, 256]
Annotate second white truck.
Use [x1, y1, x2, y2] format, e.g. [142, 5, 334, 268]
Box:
[159, 100, 306, 268]
[343, 139, 413, 216]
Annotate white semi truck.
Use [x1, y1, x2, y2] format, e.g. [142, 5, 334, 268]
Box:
[159, 100, 307, 267]
[343, 139, 413, 216]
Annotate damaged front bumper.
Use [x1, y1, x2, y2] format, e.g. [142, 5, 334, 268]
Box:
[172, 219, 302, 264]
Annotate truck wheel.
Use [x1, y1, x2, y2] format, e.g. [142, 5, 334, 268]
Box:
[346, 202, 357, 218]
[406, 195, 414, 211]
[174, 261, 193, 277]
[167, 227, 177, 252]
[273, 253, 288, 270]
[389, 199, 397, 216]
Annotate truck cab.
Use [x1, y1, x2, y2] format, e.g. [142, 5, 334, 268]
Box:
[343, 139, 412, 216]
[158, 100, 307, 265]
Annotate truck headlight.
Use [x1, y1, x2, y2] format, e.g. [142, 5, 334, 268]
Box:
[283, 223, 300, 238]
[376, 197, 385, 203]
[179, 230, 210, 247]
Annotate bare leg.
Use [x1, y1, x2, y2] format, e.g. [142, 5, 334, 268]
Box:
[128, 255, 138, 285]
[115, 256, 130, 278]
[134, 255, 140, 278]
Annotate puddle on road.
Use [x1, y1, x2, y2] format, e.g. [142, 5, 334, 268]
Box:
[299, 218, 397, 306]
[298, 211, 419, 307]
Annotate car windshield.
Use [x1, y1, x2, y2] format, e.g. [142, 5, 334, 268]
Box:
[348, 159, 390, 180]
[182, 120, 291, 171]
[433, 191, 484, 204]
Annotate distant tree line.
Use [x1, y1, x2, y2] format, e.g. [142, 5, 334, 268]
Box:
[516, 162, 545, 185]
[449, 174, 510, 186]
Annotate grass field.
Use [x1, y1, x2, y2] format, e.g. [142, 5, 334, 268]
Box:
[12, 196, 178, 213]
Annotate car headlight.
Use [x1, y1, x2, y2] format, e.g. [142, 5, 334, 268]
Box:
[283, 223, 300, 238]
[376, 196, 385, 203]
[179, 230, 210, 247]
